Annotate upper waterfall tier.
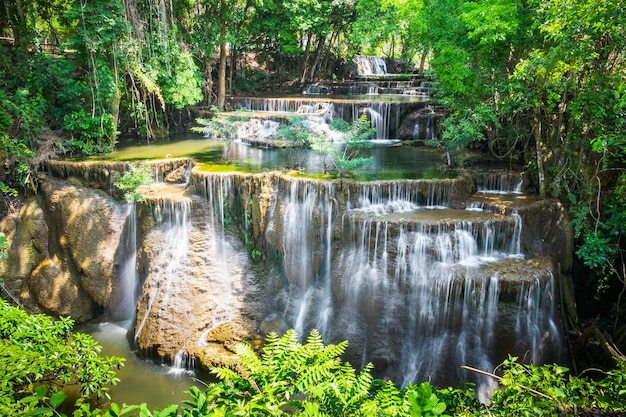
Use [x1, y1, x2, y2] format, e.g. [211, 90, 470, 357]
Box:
[302, 80, 433, 96]
[226, 95, 436, 140]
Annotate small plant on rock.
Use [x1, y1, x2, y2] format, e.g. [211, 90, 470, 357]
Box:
[312, 115, 376, 178]
[113, 162, 155, 203]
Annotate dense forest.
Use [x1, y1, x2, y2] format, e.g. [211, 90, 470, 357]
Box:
[1, 0, 626, 414]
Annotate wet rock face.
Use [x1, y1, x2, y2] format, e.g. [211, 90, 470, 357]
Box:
[45, 181, 127, 307]
[1, 178, 130, 321]
[518, 199, 573, 274]
[133, 198, 265, 362]
[4, 199, 49, 287]
[29, 257, 93, 322]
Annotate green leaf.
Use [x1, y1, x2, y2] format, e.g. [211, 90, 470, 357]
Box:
[49, 391, 67, 408]
[24, 407, 52, 416]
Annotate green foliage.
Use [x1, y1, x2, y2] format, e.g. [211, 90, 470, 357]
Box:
[113, 162, 155, 203]
[0, 232, 7, 264]
[277, 117, 319, 169]
[161, 48, 203, 110]
[568, 174, 626, 298]
[488, 356, 626, 416]
[1, 315, 625, 417]
[62, 110, 117, 154]
[312, 115, 375, 177]
[435, 385, 484, 417]
[185, 328, 450, 416]
[193, 113, 249, 160]
[0, 299, 124, 416]
[232, 68, 271, 93]
[0, 85, 39, 192]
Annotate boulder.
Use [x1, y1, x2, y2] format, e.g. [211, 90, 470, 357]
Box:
[29, 257, 93, 321]
[3, 199, 49, 286]
[44, 180, 128, 307]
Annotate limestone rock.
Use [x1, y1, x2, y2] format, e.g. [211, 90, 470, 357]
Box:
[44, 181, 128, 307]
[191, 322, 263, 372]
[134, 197, 264, 361]
[518, 198, 573, 274]
[29, 257, 93, 321]
[191, 344, 242, 371]
[4, 199, 49, 287]
[164, 165, 187, 183]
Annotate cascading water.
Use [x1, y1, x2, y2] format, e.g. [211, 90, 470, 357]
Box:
[196, 175, 236, 331]
[475, 172, 524, 194]
[354, 55, 388, 76]
[111, 204, 138, 321]
[274, 180, 336, 336]
[132, 181, 264, 369]
[412, 106, 437, 140]
[88, 61, 566, 396]
[135, 200, 192, 345]
[228, 94, 416, 140]
[232, 175, 566, 395]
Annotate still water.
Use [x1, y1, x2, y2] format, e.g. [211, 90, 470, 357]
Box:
[99, 134, 454, 180]
[76, 321, 203, 410]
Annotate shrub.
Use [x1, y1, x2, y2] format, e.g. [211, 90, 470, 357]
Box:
[113, 162, 155, 203]
[0, 299, 124, 416]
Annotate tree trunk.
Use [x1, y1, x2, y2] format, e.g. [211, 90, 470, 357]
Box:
[4, 0, 26, 48]
[216, 0, 227, 109]
[218, 41, 227, 109]
[320, 31, 337, 79]
[418, 47, 429, 76]
[300, 34, 313, 85]
[229, 46, 235, 94]
[533, 105, 546, 197]
[307, 35, 326, 83]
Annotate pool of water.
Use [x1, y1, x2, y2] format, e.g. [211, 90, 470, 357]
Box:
[75, 321, 204, 410]
[99, 134, 454, 180]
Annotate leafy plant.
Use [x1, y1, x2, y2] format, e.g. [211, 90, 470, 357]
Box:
[0, 299, 125, 416]
[0, 233, 7, 263]
[113, 162, 155, 203]
[193, 113, 249, 160]
[312, 115, 376, 177]
[183, 328, 451, 416]
[277, 116, 319, 169]
[487, 356, 626, 416]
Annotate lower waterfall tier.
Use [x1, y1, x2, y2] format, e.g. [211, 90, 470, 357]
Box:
[1, 162, 573, 396]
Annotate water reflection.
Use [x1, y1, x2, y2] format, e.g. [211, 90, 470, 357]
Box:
[102, 134, 454, 180]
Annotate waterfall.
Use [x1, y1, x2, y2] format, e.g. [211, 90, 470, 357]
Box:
[347, 179, 454, 208]
[354, 55, 388, 76]
[476, 172, 524, 194]
[195, 175, 236, 331]
[134, 176, 256, 366]
[258, 176, 564, 390]
[135, 200, 192, 344]
[412, 107, 437, 140]
[124, 169, 565, 392]
[113, 204, 138, 320]
[169, 349, 195, 376]
[229, 97, 403, 140]
[363, 106, 389, 139]
[276, 180, 336, 336]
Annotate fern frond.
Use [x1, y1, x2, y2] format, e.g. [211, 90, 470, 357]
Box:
[211, 366, 243, 383]
[235, 342, 263, 375]
[375, 380, 404, 416]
